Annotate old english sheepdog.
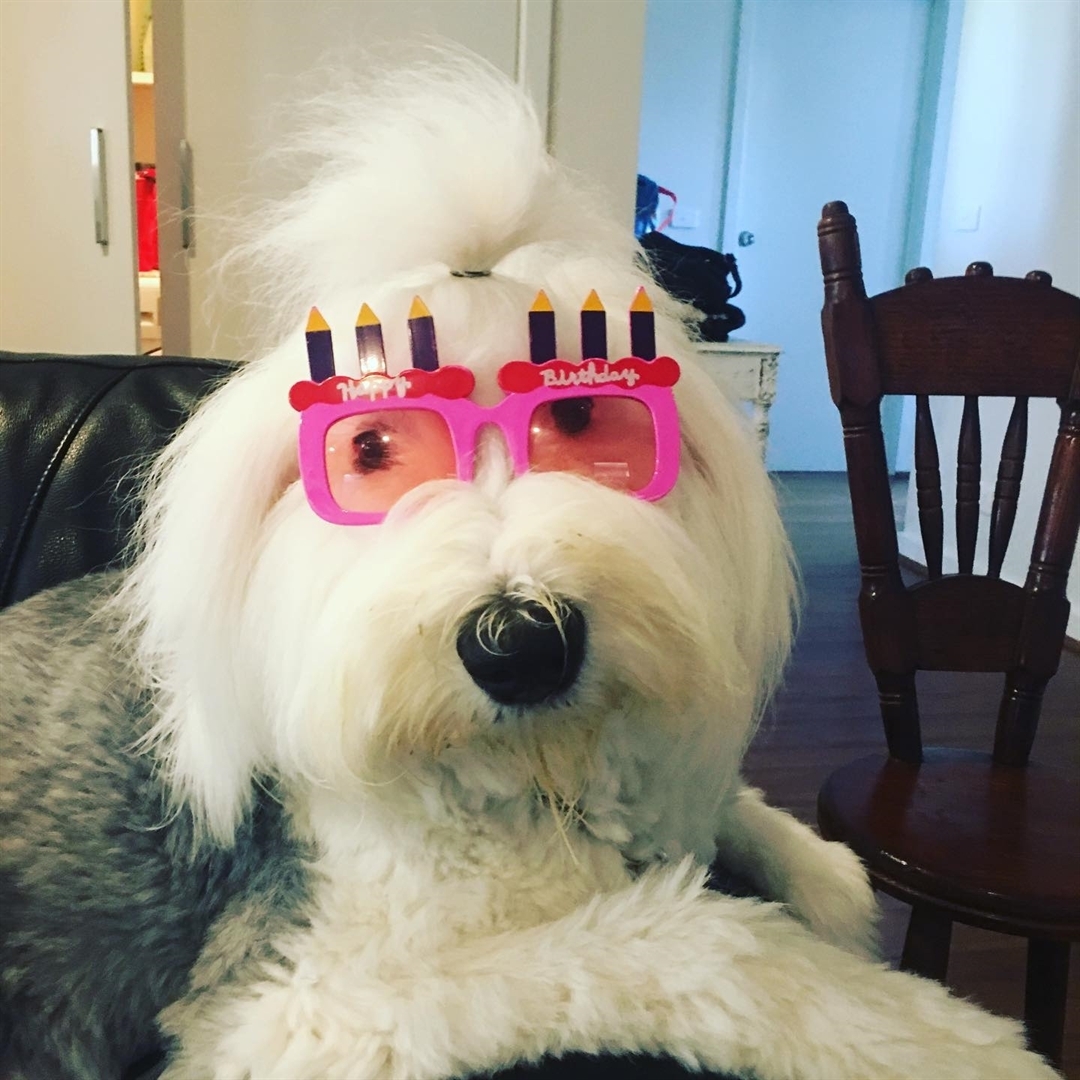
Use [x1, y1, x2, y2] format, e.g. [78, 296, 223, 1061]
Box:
[0, 55, 1058, 1080]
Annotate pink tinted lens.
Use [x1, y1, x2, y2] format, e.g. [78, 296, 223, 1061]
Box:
[528, 395, 657, 492]
[324, 408, 457, 514]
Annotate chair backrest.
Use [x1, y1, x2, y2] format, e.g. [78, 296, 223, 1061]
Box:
[817, 201, 1080, 767]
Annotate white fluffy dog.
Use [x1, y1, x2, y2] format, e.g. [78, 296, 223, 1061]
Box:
[0, 56, 1058, 1080]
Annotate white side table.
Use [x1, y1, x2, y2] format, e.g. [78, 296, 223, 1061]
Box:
[695, 341, 781, 456]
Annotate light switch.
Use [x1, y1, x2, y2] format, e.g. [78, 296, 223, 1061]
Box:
[670, 205, 700, 230]
[952, 203, 981, 232]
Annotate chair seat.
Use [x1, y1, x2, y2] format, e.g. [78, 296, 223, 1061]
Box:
[818, 747, 1080, 937]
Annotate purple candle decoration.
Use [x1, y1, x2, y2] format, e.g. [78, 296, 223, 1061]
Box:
[407, 296, 440, 371]
[529, 290, 557, 365]
[355, 303, 388, 376]
[305, 307, 336, 382]
[580, 289, 607, 360]
[629, 287, 656, 360]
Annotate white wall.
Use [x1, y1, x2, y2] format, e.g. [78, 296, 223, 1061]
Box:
[897, 0, 1080, 637]
[894, 0, 966, 473]
[549, 0, 647, 232]
[637, 0, 739, 249]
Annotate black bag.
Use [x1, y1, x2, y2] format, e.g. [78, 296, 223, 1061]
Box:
[639, 230, 746, 343]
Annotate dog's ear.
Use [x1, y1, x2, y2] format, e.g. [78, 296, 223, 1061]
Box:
[123, 358, 297, 844]
[675, 359, 798, 729]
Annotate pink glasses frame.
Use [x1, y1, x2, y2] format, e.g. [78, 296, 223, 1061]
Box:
[295, 373, 681, 526]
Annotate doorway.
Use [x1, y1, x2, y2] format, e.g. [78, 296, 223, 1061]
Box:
[638, 0, 957, 471]
[130, 0, 161, 354]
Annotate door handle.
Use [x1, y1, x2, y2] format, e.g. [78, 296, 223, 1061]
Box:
[179, 139, 195, 252]
[90, 128, 108, 248]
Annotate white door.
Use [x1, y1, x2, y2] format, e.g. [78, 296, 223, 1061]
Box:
[0, 0, 137, 354]
[155, 0, 522, 361]
[157, 0, 647, 362]
[722, 0, 934, 471]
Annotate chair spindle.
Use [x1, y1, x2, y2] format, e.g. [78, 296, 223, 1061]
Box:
[1026, 388, 1080, 596]
[988, 397, 1029, 578]
[956, 396, 982, 574]
[877, 671, 923, 763]
[914, 395, 944, 579]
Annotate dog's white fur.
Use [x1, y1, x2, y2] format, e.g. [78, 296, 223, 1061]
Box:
[122, 55, 1056, 1080]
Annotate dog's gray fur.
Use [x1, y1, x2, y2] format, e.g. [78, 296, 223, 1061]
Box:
[0, 573, 311, 1080]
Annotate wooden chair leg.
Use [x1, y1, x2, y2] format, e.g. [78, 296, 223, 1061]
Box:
[899, 906, 952, 981]
[1024, 938, 1069, 1069]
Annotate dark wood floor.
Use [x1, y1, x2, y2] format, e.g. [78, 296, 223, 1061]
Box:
[742, 472, 1079, 1078]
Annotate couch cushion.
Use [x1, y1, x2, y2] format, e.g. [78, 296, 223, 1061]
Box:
[0, 352, 237, 609]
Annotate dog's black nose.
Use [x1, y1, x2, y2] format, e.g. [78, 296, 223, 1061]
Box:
[456, 596, 586, 707]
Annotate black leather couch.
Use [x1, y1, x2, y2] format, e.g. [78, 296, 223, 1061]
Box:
[0, 352, 237, 610]
[0, 352, 740, 1080]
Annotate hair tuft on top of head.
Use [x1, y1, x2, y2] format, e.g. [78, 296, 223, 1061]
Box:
[221, 47, 645, 353]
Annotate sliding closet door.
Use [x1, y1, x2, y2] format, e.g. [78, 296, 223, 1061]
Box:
[162, 1, 520, 361]
[0, 0, 138, 354]
[159, 0, 647, 361]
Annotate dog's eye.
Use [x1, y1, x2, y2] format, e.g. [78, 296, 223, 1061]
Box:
[352, 428, 394, 472]
[550, 397, 594, 436]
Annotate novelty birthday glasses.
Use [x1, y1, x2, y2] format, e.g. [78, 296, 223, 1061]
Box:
[289, 289, 682, 525]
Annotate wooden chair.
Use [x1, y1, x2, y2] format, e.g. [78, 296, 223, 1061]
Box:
[814, 200, 1080, 1068]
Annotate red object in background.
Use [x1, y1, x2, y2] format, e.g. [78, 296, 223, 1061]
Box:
[135, 166, 158, 271]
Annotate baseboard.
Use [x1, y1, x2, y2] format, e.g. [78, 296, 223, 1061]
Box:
[898, 553, 928, 579]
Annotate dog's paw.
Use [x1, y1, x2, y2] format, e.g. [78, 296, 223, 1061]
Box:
[782, 834, 879, 958]
[679, 891, 1059, 1080]
[821, 967, 1061, 1080]
[716, 787, 880, 957]
[558, 873, 1057, 1080]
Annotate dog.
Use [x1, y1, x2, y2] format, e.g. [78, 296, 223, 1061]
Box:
[0, 55, 1059, 1080]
